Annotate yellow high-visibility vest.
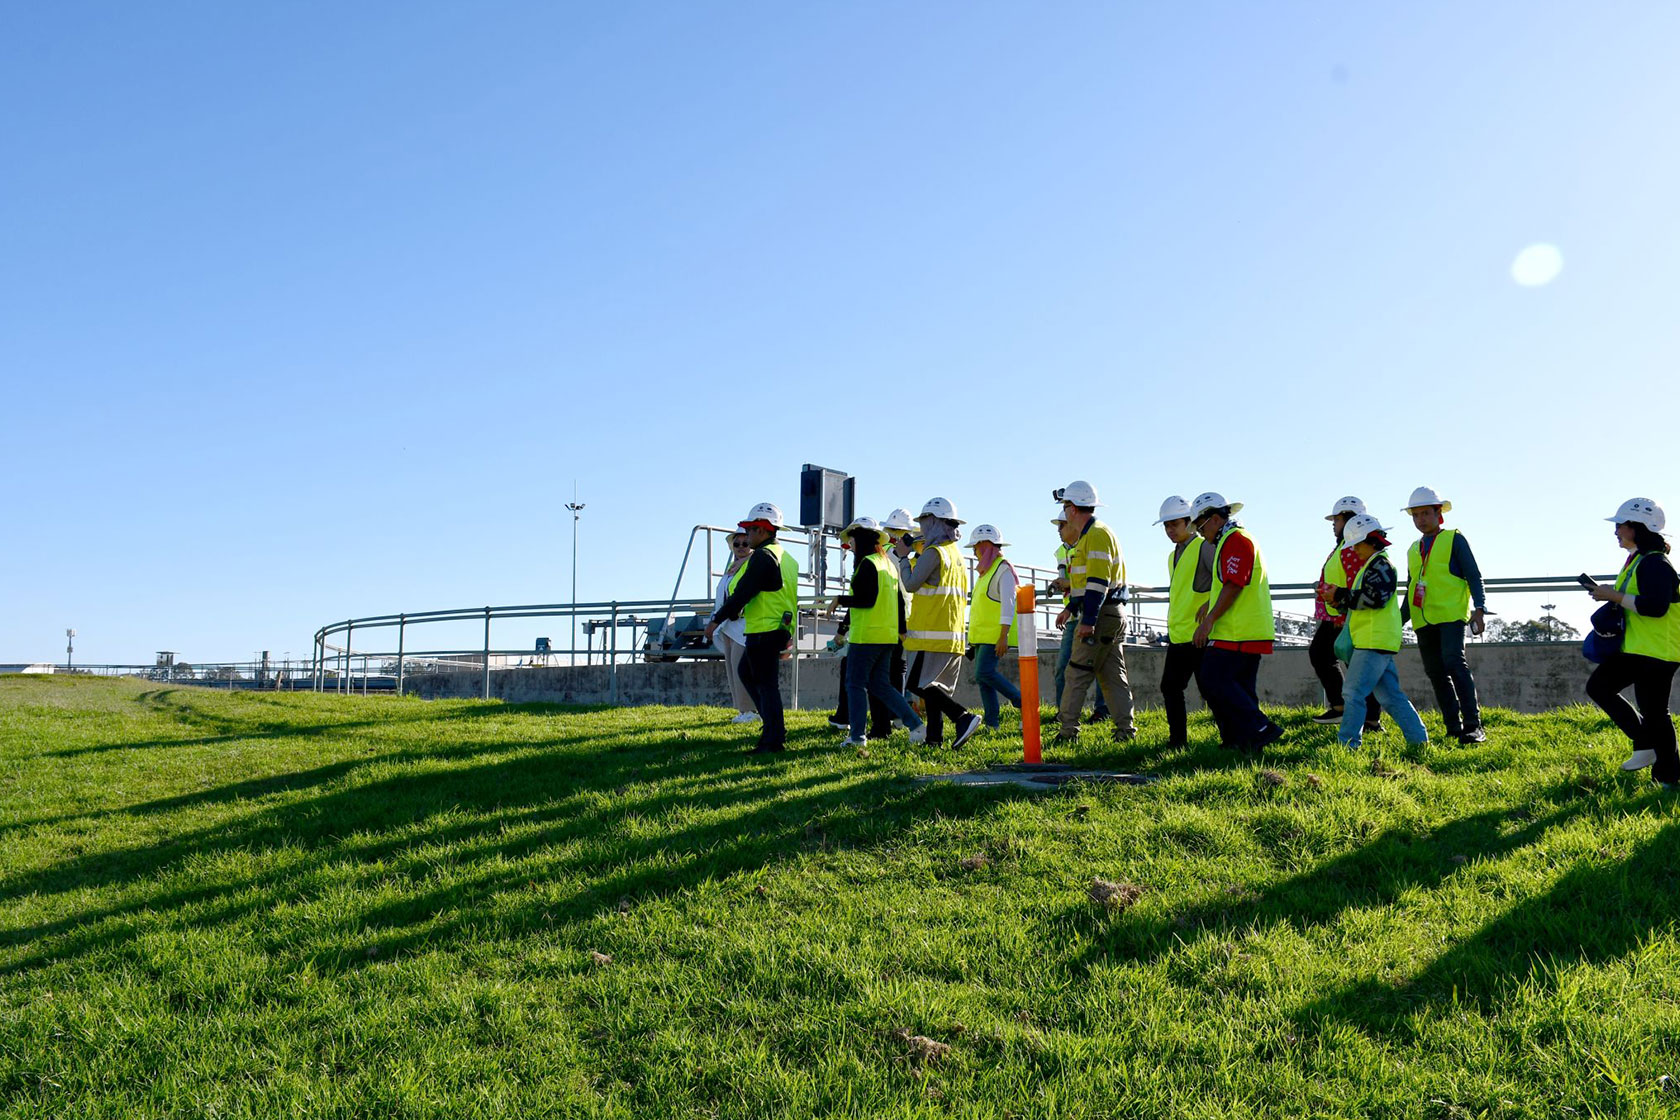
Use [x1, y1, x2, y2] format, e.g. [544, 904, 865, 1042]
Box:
[906, 541, 968, 653]
[967, 559, 1019, 647]
[1208, 526, 1275, 643]
[743, 542, 799, 635]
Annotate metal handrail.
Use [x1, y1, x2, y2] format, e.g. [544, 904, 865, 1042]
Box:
[307, 572, 1611, 703]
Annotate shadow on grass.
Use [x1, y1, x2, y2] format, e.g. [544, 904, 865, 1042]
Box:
[1064, 778, 1603, 972]
[0, 699, 1029, 976]
[1290, 799, 1680, 1041]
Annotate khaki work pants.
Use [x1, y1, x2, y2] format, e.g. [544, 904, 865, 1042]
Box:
[1058, 609, 1136, 737]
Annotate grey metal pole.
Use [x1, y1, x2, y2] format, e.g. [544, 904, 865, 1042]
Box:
[609, 602, 619, 705]
[396, 615, 406, 695]
[482, 606, 492, 700]
[791, 602, 800, 711]
[343, 623, 353, 695]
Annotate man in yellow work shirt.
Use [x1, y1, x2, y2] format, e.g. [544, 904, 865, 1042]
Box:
[1054, 480, 1136, 744]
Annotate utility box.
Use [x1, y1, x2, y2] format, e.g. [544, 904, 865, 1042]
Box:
[799, 464, 854, 529]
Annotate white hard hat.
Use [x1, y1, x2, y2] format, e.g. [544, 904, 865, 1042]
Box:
[1341, 512, 1393, 548]
[740, 501, 785, 528]
[1189, 492, 1244, 521]
[918, 496, 964, 524]
[843, 515, 883, 537]
[966, 524, 1009, 548]
[882, 507, 918, 533]
[1056, 480, 1101, 507]
[1050, 513, 1067, 526]
[1607, 497, 1666, 533]
[1154, 495, 1193, 525]
[1402, 486, 1452, 513]
[1325, 496, 1367, 521]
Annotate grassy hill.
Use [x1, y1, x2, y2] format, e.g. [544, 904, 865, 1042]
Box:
[2, 674, 1678, 1118]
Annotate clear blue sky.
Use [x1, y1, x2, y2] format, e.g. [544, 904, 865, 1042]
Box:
[5, 2, 1676, 664]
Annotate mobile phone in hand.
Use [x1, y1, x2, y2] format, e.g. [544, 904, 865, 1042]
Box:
[1578, 573, 1598, 591]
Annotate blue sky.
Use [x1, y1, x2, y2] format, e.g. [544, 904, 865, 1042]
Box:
[5, 2, 1677, 664]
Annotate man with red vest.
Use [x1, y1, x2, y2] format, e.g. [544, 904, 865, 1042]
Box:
[1190, 491, 1284, 755]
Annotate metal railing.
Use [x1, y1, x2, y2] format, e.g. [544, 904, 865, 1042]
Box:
[303, 573, 1610, 704]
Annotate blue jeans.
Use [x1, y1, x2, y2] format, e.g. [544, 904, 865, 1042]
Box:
[972, 644, 1023, 728]
[1055, 625, 1108, 718]
[1339, 648, 1428, 747]
[848, 643, 923, 740]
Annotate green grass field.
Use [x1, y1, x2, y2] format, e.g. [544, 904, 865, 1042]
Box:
[3, 674, 1679, 1118]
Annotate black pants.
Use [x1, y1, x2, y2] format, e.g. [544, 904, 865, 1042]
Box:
[1587, 652, 1680, 782]
[1415, 621, 1481, 735]
[1196, 646, 1276, 749]
[1308, 620, 1380, 725]
[832, 645, 904, 737]
[908, 652, 969, 745]
[1159, 642, 1202, 744]
[738, 630, 789, 747]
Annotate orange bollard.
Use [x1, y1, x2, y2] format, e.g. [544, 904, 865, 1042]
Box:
[1016, 584, 1042, 764]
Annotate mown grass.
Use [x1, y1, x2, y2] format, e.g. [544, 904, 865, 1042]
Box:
[2, 674, 1679, 1118]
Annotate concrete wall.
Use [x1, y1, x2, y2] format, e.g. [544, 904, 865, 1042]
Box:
[404, 641, 1606, 714]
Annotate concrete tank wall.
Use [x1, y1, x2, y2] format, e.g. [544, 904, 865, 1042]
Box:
[403, 641, 1607, 714]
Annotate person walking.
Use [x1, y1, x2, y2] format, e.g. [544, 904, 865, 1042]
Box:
[1585, 498, 1680, 786]
[711, 531, 759, 724]
[1310, 496, 1382, 733]
[833, 516, 925, 747]
[704, 502, 799, 754]
[1190, 492, 1283, 754]
[1328, 514, 1429, 750]
[903, 497, 983, 749]
[1155, 495, 1211, 748]
[1401, 486, 1489, 744]
[1052, 514, 1109, 725]
[1053, 480, 1136, 744]
[966, 524, 1023, 730]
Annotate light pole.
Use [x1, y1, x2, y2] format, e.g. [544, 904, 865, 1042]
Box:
[66, 629, 75, 671]
[566, 482, 585, 665]
[1541, 602, 1557, 641]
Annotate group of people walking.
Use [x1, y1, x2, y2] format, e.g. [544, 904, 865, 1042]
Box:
[702, 484, 1680, 790]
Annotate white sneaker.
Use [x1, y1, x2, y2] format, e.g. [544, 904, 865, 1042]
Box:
[1621, 749, 1657, 772]
[827, 718, 849, 731]
[842, 736, 868, 748]
[908, 724, 927, 746]
[731, 712, 760, 724]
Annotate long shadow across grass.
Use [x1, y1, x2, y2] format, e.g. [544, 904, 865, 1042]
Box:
[0, 698, 1031, 976]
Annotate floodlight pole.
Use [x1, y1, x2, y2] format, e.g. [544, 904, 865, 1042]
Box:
[66, 628, 75, 671]
[566, 483, 586, 665]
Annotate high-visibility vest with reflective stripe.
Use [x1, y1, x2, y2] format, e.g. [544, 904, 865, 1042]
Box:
[1347, 551, 1403, 653]
[906, 541, 968, 653]
[1166, 536, 1209, 645]
[849, 553, 901, 645]
[1321, 547, 1349, 620]
[743, 542, 799, 635]
[967, 558, 1019, 647]
[1617, 553, 1680, 663]
[1208, 526, 1275, 643]
[1406, 529, 1471, 628]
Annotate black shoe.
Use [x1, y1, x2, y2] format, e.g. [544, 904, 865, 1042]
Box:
[1084, 711, 1109, 725]
[1458, 727, 1487, 744]
[1252, 723, 1285, 751]
[749, 742, 786, 754]
[1363, 721, 1382, 734]
[951, 713, 983, 749]
[1310, 708, 1344, 725]
[1166, 737, 1188, 749]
